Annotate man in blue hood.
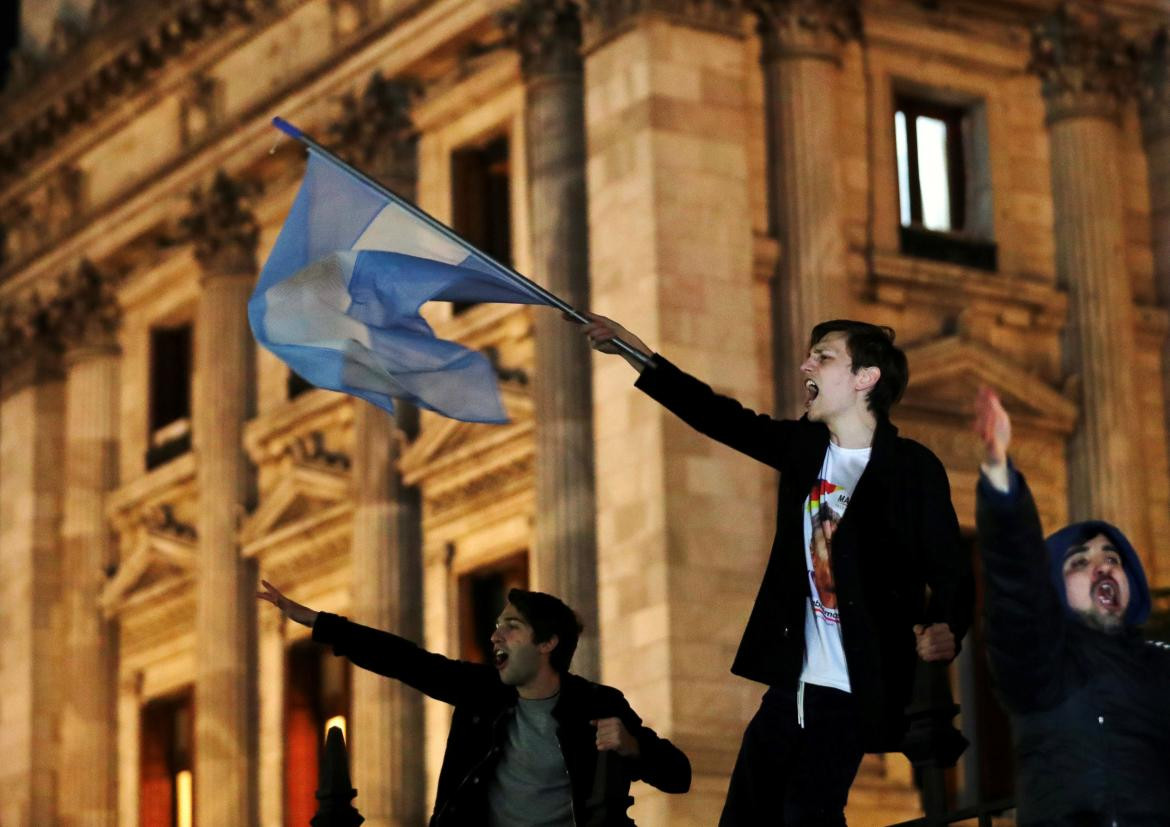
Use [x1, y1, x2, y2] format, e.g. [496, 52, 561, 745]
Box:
[974, 387, 1170, 825]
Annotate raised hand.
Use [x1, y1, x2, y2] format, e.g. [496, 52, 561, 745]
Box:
[571, 312, 653, 372]
[257, 579, 319, 628]
[974, 386, 1011, 469]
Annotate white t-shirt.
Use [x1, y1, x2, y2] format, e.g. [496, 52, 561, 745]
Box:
[799, 441, 872, 693]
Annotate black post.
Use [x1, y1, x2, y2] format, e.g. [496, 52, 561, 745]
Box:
[900, 661, 969, 822]
[311, 726, 364, 827]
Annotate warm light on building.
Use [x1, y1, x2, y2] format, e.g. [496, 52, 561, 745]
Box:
[324, 715, 347, 743]
[175, 770, 193, 827]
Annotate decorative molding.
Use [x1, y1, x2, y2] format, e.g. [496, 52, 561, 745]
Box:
[180, 170, 260, 275]
[0, 165, 87, 267]
[1138, 26, 1170, 144]
[499, 0, 584, 79]
[55, 259, 122, 355]
[0, 290, 65, 396]
[751, 0, 862, 63]
[580, 0, 744, 54]
[180, 73, 225, 149]
[1029, 2, 1135, 124]
[328, 71, 419, 194]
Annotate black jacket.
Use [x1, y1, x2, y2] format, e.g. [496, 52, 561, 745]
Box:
[312, 612, 691, 826]
[976, 470, 1170, 825]
[635, 355, 972, 751]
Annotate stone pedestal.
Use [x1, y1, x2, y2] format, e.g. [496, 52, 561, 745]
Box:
[55, 261, 121, 827]
[188, 172, 259, 826]
[1032, 6, 1141, 539]
[755, 0, 859, 416]
[582, 4, 765, 823]
[0, 300, 66, 827]
[507, 0, 600, 678]
[349, 401, 424, 827]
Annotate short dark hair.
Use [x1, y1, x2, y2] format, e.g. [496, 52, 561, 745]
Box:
[507, 589, 582, 674]
[808, 320, 909, 418]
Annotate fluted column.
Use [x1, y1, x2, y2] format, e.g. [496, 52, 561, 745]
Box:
[0, 294, 66, 827]
[55, 261, 121, 827]
[504, 0, 600, 678]
[755, 0, 860, 416]
[1032, 4, 1140, 533]
[116, 672, 143, 827]
[333, 74, 426, 826]
[187, 171, 260, 825]
[257, 612, 285, 827]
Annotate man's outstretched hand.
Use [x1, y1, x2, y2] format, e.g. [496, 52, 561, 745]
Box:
[974, 386, 1012, 492]
[571, 313, 654, 373]
[257, 579, 319, 628]
[914, 623, 956, 662]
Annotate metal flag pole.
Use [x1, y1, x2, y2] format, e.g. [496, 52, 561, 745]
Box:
[271, 117, 653, 369]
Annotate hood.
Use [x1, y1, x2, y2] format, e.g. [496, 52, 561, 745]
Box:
[1044, 520, 1151, 627]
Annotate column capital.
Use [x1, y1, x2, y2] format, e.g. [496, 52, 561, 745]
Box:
[751, 0, 861, 63]
[1029, 2, 1135, 125]
[181, 170, 260, 277]
[0, 291, 65, 397]
[580, 0, 743, 55]
[54, 259, 121, 360]
[1138, 27, 1170, 145]
[501, 0, 583, 80]
[329, 72, 419, 196]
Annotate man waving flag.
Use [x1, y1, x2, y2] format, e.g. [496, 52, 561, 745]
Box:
[248, 118, 554, 424]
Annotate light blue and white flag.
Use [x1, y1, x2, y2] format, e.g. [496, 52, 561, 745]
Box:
[249, 131, 549, 424]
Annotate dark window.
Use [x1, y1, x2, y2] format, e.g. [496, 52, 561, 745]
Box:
[140, 689, 194, 827]
[147, 325, 192, 470]
[894, 93, 997, 271]
[0, 2, 18, 88]
[450, 135, 512, 315]
[458, 551, 528, 665]
[285, 640, 351, 827]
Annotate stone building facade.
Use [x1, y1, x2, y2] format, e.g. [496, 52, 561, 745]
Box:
[0, 1, 1168, 825]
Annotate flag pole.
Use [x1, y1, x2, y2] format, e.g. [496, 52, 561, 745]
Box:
[271, 117, 652, 369]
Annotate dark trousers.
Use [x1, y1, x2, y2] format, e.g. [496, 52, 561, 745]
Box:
[720, 683, 866, 827]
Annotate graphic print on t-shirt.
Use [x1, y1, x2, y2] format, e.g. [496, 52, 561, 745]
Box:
[808, 481, 845, 616]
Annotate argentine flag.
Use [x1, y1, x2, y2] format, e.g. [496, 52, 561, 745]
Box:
[249, 127, 548, 424]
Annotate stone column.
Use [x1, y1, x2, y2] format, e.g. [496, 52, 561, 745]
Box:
[186, 171, 260, 825]
[116, 672, 143, 827]
[333, 74, 426, 827]
[54, 260, 121, 827]
[0, 294, 66, 827]
[503, 0, 600, 678]
[257, 613, 285, 827]
[754, 0, 860, 417]
[582, 2, 762, 823]
[1031, 5, 1140, 535]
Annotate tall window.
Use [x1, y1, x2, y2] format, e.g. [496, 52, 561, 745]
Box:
[458, 551, 529, 665]
[147, 324, 192, 469]
[893, 92, 996, 271]
[285, 640, 351, 827]
[450, 134, 512, 315]
[140, 690, 194, 827]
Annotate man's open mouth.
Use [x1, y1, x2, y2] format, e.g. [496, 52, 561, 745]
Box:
[1092, 577, 1120, 611]
[493, 649, 508, 669]
[804, 379, 819, 405]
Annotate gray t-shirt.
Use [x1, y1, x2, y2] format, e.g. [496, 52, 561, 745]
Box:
[487, 694, 573, 827]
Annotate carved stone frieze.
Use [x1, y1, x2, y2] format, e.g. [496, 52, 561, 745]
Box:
[500, 0, 584, 79]
[287, 430, 352, 472]
[1029, 2, 1135, 124]
[179, 73, 224, 148]
[54, 259, 122, 355]
[1138, 27, 1170, 144]
[751, 0, 861, 63]
[0, 290, 65, 396]
[181, 170, 260, 275]
[580, 0, 744, 54]
[427, 454, 534, 522]
[329, 72, 419, 194]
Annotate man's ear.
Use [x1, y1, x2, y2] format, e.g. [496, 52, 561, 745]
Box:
[537, 634, 559, 658]
[854, 365, 880, 393]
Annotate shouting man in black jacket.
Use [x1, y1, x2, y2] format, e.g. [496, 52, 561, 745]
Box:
[974, 387, 1170, 825]
[581, 315, 972, 825]
[258, 582, 691, 826]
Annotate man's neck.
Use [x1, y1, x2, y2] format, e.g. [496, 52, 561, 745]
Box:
[827, 409, 879, 449]
[517, 669, 562, 700]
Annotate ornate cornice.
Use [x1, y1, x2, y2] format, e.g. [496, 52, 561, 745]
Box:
[0, 165, 87, 270]
[0, 0, 269, 189]
[0, 292, 66, 396]
[54, 259, 122, 356]
[499, 0, 584, 80]
[580, 0, 744, 55]
[751, 0, 862, 63]
[1029, 2, 1135, 124]
[328, 72, 419, 196]
[1138, 27, 1170, 145]
[180, 170, 260, 275]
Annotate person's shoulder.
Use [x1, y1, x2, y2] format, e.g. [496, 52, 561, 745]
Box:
[892, 432, 947, 473]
